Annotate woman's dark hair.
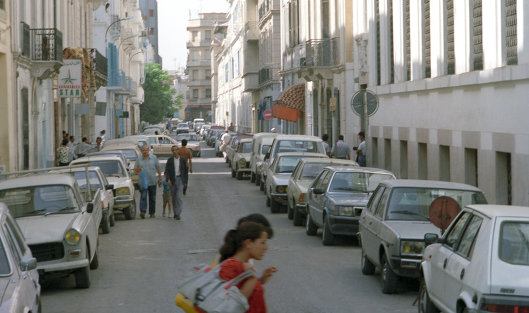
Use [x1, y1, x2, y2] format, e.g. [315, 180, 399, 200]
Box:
[61, 138, 69, 146]
[219, 222, 266, 262]
[237, 213, 273, 239]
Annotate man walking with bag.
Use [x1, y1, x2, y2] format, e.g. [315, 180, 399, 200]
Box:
[135, 145, 162, 218]
[165, 145, 188, 220]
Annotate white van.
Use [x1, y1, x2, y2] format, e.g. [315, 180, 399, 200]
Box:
[250, 133, 278, 185]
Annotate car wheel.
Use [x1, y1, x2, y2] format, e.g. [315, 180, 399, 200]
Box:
[75, 254, 91, 289]
[381, 254, 398, 294]
[89, 248, 99, 270]
[231, 169, 236, 178]
[255, 175, 260, 186]
[236, 167, 243, 180]
[124, 201, 136, 220]
[361, 247, 375, 275]
[251, 173, 256, 183]
[322, 216, 335, 246]
[110, 212, 115, 226]
[418, 278, 440, 313]
[306, 212, 317, 236]
[101, 211, 111, 234]
[270, 198, 280, 213]
[287, 200, 294, 220]
[293, 204, 303, 226]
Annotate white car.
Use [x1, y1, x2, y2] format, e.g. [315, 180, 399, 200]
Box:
[0, 203, 41, 313]
[71, 155, 136, 220]
[231, 138, 253, 180]
[419, 205, 529, 313]
[0, 173, 102, 289]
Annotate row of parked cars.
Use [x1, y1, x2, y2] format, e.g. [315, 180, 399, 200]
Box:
[222, 132, 529, 313]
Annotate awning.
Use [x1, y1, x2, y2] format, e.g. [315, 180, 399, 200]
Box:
[272, 84, 305, 122]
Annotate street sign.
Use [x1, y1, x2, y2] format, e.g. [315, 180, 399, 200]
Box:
[351, 89, 379, 117]
[263, 109, 272, 120]
[58, 59, 82, 98]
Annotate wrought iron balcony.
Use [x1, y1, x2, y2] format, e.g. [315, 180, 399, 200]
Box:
[259, 66, 278, 85]
[31, 28, 63, 62]
[90, 48, 107, 77]
[304, 38, 339, 68]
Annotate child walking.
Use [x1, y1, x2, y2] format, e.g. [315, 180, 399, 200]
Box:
[162, 179, 172, 217]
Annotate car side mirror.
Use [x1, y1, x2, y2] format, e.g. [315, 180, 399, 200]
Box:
[20, 257, 37, 271]
[424, 233, 439, 245]
[105, 184, 114, 190]
[312, 188, 324, 195]
[87, 202, 94, 213]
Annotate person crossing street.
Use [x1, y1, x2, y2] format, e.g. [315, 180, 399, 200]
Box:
[165, 145, 189, 220]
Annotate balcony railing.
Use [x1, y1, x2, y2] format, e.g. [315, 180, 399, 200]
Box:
[90, 48, 107, 77]
[30, 28, 63, 62]
[259, 67, 278, 85]
[258, 0, 271, 21]
[304, 38, 339, 67]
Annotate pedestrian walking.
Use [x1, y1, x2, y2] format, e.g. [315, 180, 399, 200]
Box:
[57, 138, 72, 166]
[331, 135, 351, 160]
[134, 145, 162, 219]
[177, 139, 193, 195]
[164, 145, 188, 220]
[355, 131, 367, 167]
[95, 137, 103, 151]
[162, 179, 172, 217]
[220, 130, 231, 156]
[100, 130, 107, 142]
[218, 222, 278, 313]
[322, 134, 331, 157]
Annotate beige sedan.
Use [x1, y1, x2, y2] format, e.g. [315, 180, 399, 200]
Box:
[146, 135, 179, 157]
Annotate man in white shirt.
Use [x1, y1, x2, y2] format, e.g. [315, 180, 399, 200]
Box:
[100, 130, 107, 143]
[220, 130, 231, 155]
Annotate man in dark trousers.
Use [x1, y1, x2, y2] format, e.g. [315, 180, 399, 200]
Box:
[164, 145, 188, 220]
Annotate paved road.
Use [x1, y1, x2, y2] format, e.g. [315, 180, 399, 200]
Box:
[42, 142, 418, 313]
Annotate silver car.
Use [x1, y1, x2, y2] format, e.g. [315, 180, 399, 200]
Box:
[359, 179, 487, 294]
[0, 203, 41, 313]
[231, 138, 253, 180]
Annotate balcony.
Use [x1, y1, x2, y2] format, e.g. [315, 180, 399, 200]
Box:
[242, 73, 259, 92]
[187, 40, 212, 48]
[304, 38, 339, 68]
[258, 0, 271, 21]
[259, 66, 278, 85]
[30, 28, 63, 79]
[244, 22, 259, 42]
[186, 59, 211, 67]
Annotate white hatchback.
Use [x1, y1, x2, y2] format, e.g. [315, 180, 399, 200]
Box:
[419, 205, 529, 313]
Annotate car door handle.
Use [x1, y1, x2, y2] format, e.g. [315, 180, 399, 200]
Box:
[443, 259, 448, 269]
[460, 269, 465, 280]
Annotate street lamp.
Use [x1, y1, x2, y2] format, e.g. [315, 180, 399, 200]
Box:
[105, 16, 134, 44]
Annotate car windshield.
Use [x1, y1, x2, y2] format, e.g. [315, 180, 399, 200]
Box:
[500, 222, 529, 265]
[261, 145, 271, 155]
[176, 134, 199, 141]
[300, 163, 330, 180]
[0, 243, 10, 275]
[275, 156, 303, 173]
[0, 185, 80, 217]
[73, 171, 103, 190]
[385, 187, 487, 221]
[329, 172, 394, 193]
[86, 160, 126, 177]
[120, 149, 138, 161]
[275, 140, 324, 154]
[177, 123, 188, 128]
[239, 142, 252, 153]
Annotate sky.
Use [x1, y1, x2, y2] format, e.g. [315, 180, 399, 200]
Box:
[158, 0, 230, 71]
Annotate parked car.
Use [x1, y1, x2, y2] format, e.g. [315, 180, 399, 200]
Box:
[142, 125, 167, 135]
[359, 179, 487, 294]
[54, 166, 115, 234]
[174, 133, 201, 157]
[200, 124, 211, 139]
[260, 135, 326, 192]
[125, 135, 152, 151]
[419, 204, 529, 313]
[306, 166, 395, 245]
[265, 152, 327, 213]
[287, 158, 358, 226]
[0, 172, 103, 289]
[0, 202, 41, 313]
[249, 132, 277, 184]
[207, 129, 224, 147]
[146, 134, 179, 157]
[226, 134, 251, 166]
[231, 138, 253, 180]
[101, 143, 141, 188]
[71, 155, 137, 220]
[176, 123, 190, 134]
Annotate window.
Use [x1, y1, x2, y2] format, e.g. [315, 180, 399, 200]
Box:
[205, 69, 211, 80]
[321, 0, 330, 39]
[472, 0, 483, 70]
[439, 145, 450, 181]
[418, 143, 427, 179]
[372, 137, 379, 167]
[424, 0, 431, 78]
[329, 172, 394, 193]
[388, 0, 394, 83]
[445, 212, 471, 249]
[400, 141, 408, 179]
[376, 0, 381, 85]
[465, 148, 478, 186]
[192, 89, 198, 99]
[5, 217, 26, 255]
[384, 139, 391, 171]
[193, 70, 199, 80]
[205, 30, 211, 41]
[231, 57, 235, 79]
[456, 215, 482, 258]
[225, 63, 229, 82]
[288, 0, 300, 46]
[313, 170, 329, 189]
[374, 188, 391, 218]
[205, 88, 211, 99]
[500, 222, 529, 265]
[367, 186, 386, 213]
[405, 0, 411, 80]
[505, 0, 518, 65]
[496, 152, 512, 205]
[192, 31, 198, 42]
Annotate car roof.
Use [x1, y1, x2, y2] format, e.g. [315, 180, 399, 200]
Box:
[52, 166, 102, 173]
[273, 135, 323, 141]
[102, 144, 140, 151]
[239, 138, 253, 143]
[72, 155, 125, 163]
[275, 152, 328, 158]
[300, 158, 358, 166]
[324, 166, 395, 176]
[252, 132, 278, 139]
[465, 205, 529, 218]
[380, 179, 482, 191]
[0, 173, 77, 189]
[103, 138, 138, 146]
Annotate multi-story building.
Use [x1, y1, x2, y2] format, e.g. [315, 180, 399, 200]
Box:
[350, 0, 529, 205]
[0, 0, 15, 172]
[188, 13, 227, 123]
[139, 0, 162, 65]
[168, 69, 188, 120]
[279, 0, 354, 139]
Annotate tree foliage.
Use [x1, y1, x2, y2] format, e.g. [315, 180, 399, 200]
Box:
[140, 63, 182, 124]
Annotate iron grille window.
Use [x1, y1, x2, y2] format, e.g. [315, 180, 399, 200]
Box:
[389, 0, 394, 83]
[424, 0, 431, 78]
[473, 0, 483, 70]
[406, 0, 411, 80]
[446, 0, 455, 75]
[376, 0, 381, 85]
[505, 0, 517, 65]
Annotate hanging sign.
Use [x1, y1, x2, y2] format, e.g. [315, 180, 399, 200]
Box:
[58, 59, 82, 98]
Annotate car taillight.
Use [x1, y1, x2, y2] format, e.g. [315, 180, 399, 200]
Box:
[101, 202, 105, 209]
[299, 193, 305, 203]
[485, 304, 529, 313]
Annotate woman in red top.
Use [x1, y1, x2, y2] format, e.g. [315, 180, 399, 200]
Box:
[218, 222, 277, 313]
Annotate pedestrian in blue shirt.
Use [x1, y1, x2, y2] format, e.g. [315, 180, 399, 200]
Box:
[162, 179, 172, 217]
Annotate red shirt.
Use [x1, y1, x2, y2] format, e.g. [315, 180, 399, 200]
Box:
[219, 258, 267, 313]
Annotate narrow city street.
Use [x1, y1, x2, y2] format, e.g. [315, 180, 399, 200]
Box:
[41, 142, 417, 313]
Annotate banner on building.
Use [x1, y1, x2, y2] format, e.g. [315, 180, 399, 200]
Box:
[58, 59, 82, 98]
